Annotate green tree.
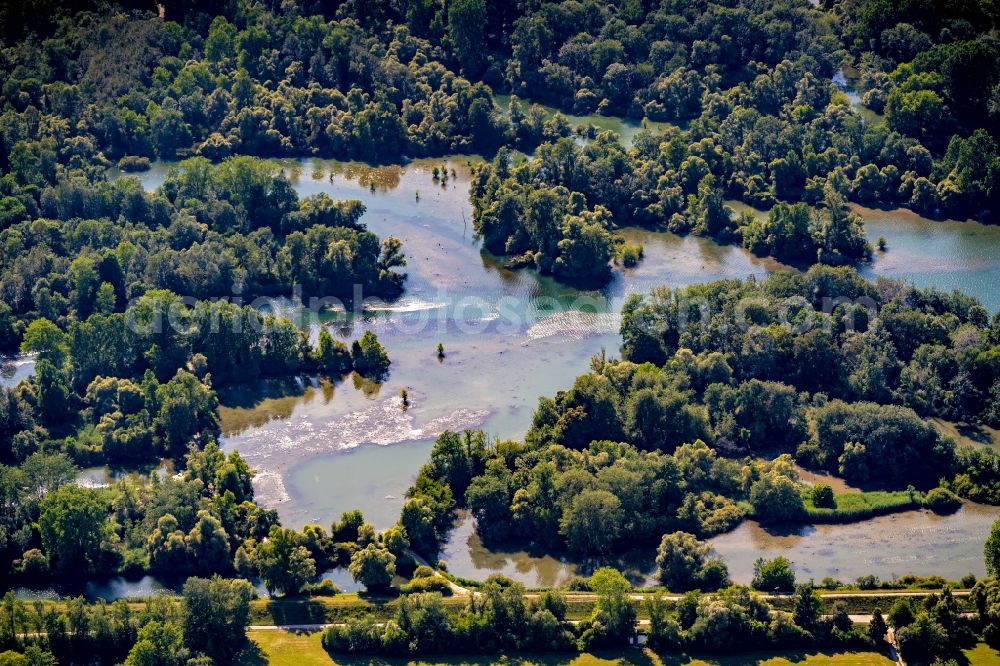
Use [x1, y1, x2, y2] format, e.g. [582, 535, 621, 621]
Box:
[257, 526, 316, 596]
[153, 371, 220, 458]
[400, 498, 438, 557]
[791, 583, 822, 630]
[182, 576, 253, 664]
[38, 485, 107, 573]
[559, 489, 623, 555]
[148, 105, 193, 159]
[147, 514, 189, 571]
[869, 609, 888, 643]
[124, 620, 188, 666]
[583, 568, 636, 647]
[20, 319, 67, 368]
[887, 598, 916, 629]
[655, 531, 726, 592]
[896, 615, 948, 664]
[886, 88, 954, 148]
[313, 329, 351, 375]
[751, 556, 795, 592]
[810, 484, 835, 509]
[986, 516, 1000, 577]
[351, 331, 391, 377]
[447, 0, 487, 76]
[348, 544, 397, 592]
[205, 16, 237, 63]
[749, 472, 805, 523]
[331, 510, 366, 543]
[33, 360, 73, 427]
[184, 511, 231, 574]
[94, 283, 116, 316]
[552, 214, 614, 285]
[465, 472, 513, 542]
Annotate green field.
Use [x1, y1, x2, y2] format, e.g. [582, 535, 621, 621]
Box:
[932, 419, 1000, 451]
[803, 489, 920, 522]
[964, 643, 1000, 665]
[242, 630, 897, 666]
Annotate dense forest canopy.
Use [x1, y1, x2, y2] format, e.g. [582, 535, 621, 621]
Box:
[0, 156, 405, 355]
[0, 0, 994, 293]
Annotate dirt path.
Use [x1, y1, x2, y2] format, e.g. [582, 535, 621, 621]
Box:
[405, 548, 471, 596]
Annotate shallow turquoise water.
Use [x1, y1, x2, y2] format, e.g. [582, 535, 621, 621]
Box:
[493, 94, 677, 147]
[0, 355, 34, 389]
[730, 199, 1000, 313]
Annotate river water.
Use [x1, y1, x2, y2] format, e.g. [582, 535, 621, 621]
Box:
[211, 156, 788, 523]
[0, 355, 34, 389]
[207, 156, 999, 588]
[9, 129, 999, 597]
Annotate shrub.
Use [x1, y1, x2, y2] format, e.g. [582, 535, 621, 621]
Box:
[820, 577, 842, 590]
[413, 565, 435, 578]
[923, 486, 962, 514]
[620, 243, 643, 268]
[750, 473, 805, 523]
[305, 579, 341, 596]
[811, 484, 835, 508]
[351, 331, 391, 377]
[348, 544, 396, 592]
[399, 576, 452, 595]
[856, 575, 879, 590]
[655, 531, 728, 592]
[121, 548, 148, 576]
[887, 598, 916, 628]
[17, 549, 47, 576]
[118, 155, 151, 172]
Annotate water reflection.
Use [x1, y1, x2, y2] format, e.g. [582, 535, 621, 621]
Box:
[14, 575, 186, 602]
[218, 376, 336, 437]
[320, 568, 364, 594]
[793, 463, 864, 495]
[441, 513, 656, 589]
[728, 199, 1000, 313]
[14, 574, 271, 602]
[709, 503, 1000, 585]
[441, 513, 582, 589]
[0, 355, 34, 389]
[832, 67, 884, 126]
[439, 502, 1000, 590]
[859, 204, 1000, 313]
[493, 94, 679, 147]
[284, 438, 438, 529]
[75, 462, 171, 489]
